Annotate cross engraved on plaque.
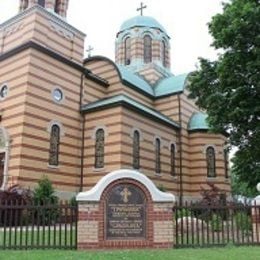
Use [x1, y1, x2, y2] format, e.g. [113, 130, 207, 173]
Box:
[120, 187, 132, 203]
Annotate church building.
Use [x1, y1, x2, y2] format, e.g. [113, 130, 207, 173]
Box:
[0, 0, 230, 201]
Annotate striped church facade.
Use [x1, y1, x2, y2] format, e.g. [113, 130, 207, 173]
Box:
[0, 2, 230, 201]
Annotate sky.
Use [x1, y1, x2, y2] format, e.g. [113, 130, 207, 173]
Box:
[0, 0, 226, 75]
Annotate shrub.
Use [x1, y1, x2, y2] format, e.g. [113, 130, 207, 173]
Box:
[33, 176, 58, 224]
[0, 185, 32, 226]
[233, 211, 252, 231]
[210, 213, 222, 232]
[175, 208, 192, 220]
[33, 176, 58, 205]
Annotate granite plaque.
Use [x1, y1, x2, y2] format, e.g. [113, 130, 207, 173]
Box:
[105, 183, 146, 239]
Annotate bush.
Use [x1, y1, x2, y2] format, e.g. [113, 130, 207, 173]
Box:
[233, 212, 252, 231]
[33, 176, 58, 205]
[175, 208, 192, 220]
[33, 176, 58, 224]
[210, 213, 222, 232]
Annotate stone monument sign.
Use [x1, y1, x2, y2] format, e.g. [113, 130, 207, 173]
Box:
[76, 169, 175, 249]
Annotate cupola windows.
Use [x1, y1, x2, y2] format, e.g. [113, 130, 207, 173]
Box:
[162, 40, 167, 67]
[124, 37, 131, 65]
[38, 0, 45, 7]
[144, 35, 152, 63]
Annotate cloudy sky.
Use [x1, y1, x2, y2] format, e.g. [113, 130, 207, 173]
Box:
[0, 0, 226, 75]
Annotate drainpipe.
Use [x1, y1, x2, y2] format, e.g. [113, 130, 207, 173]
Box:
[79, 71, 85, 192]
[177, 94, 183, 205]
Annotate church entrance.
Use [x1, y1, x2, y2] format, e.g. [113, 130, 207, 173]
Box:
[0, 152, 5, 187]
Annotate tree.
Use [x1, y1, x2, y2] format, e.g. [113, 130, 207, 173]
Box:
[187, 0, 260, 194]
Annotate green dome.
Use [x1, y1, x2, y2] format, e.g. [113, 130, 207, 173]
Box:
[119, 16, 168, 36]
[188, 112, 209, 131]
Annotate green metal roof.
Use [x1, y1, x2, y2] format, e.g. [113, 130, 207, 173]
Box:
[116, 65, 188, 98]
[117, 65, 154, 96]
[119, 16, 168, 36]
[188, 112, 209, 131]
[81, 94, 180, 129]
[154, 73, 188, 96]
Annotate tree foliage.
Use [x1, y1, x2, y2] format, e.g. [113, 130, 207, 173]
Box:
[187, 0, 260, 193]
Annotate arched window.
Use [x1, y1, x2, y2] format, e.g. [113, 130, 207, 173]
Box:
[38, 0, 45, 7]
[95, 129, 105, 168]
[49, 124, 60, 166]
[170, 144, 176, 176]
[144, 35, 152, 63]
[133, 130, 140, 169]
[125, 37, 131, 65]
[162, 40, 167, 67]
[206, 146, 216, 177]
[224, 149, 229, 178]
[155, 138, 161, 174]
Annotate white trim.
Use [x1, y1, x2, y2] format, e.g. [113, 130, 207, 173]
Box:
[130, 127, 143, 141]
[0, 127, 10, 190]
[76, 169, 175, 202]
[47, 120, 65, 136]
[91, 125, 108, 139]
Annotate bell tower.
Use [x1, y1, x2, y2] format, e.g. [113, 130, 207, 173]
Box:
[19, 0, 69, 18]
[115, 4, 172, 85]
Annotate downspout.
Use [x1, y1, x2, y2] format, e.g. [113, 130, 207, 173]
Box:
[79, 71, 85, 192]
[177, 94, 183, 205]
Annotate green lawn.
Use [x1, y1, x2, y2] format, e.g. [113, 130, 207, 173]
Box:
[1, 247, 260, 260]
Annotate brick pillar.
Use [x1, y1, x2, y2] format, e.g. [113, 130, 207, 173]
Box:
[77, 202, 100, 248]
[252, 184, 260, 243]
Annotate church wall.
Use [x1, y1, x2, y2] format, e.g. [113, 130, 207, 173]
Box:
[82, 107, 123, 189]
[13, 48, 83, 193]
[120, 108, 179, 194]
[84, 59, 154, 107]
[179, 91, 230, 199]
[154, 95, 180, 123]
[188, 132, 230, 194]
[0, 50, 32, 187]
[0, 7, 84, 63]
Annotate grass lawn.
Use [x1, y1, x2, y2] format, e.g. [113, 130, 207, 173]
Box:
[1, 246, 260, 260]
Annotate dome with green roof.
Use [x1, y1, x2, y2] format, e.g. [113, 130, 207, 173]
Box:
[119, 16, 169, 37]
[188, 112, 210, 131]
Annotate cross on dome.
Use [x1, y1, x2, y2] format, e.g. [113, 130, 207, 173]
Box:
[86, 45, 94, 57]
[137, 2, 147, 16]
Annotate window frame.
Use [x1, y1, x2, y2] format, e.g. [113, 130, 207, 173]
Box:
[49, 124, 60, 167]
[143, 35, 152, 63]
[206, 146, 216, 178]
[94, 128, 105, 169]
[132, 130, 140, 169]
[124, 36, 131, 65]
[155, 138, 161, 174]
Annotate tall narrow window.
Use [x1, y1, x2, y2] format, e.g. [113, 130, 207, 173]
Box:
[133, 130, 140, 169]
[162, 40, 167, 67]
[49, 124, 60, 166]
[144, 35, 152, 63]
[0, 153, 5, 187]
[224, 149, 229, 178]
[95, 129, 105, 168]
[206, 146, 216, 177]
[125, 37, 131, 65]
[54, 0, 59, 13]
[170, 144, 175, 176]
[155, 138, 161, 174]
[38, 0, 45, 7]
